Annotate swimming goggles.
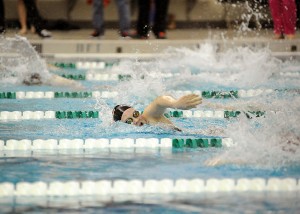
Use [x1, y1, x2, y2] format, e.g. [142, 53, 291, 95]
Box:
[125, 111, 140, 124]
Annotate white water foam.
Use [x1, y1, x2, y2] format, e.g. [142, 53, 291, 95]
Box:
[96, 43, 300, 168]
[217, 96, 300, 168]
[0, 36, 50, 84]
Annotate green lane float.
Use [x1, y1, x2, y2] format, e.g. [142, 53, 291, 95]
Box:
[54, 62, 76, 68]
[172, 138, 223, 148]
[224, 111, 265, 118]
[54, 92, 92, 98]
[118, 74, 132, 81]
[61, 74, 86, 80]
[172, 139, 185, 148]
[201, 90, 238, 99]
[244, 111, 265, 119]
[0, 92, 16, 99]
[197, 138, 209, 148]
[224, 111, 241, 118]
[55, 111, 99, 119]
[168, 110, 183, 118]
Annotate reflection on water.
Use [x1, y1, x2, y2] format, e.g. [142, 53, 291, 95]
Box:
[1, 192, 299, 213]
[0, 149, 299, 184]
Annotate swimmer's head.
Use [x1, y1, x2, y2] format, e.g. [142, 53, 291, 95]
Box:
[23, 73, 42, 85]
[112, 105, 147, 126]
[112, 105, 131, 122]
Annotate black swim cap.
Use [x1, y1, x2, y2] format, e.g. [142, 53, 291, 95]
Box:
[112, 105, 131, 121]
[23, 73, 42, 85]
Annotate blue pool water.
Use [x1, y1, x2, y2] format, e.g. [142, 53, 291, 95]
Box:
[0, 37, 300, 213]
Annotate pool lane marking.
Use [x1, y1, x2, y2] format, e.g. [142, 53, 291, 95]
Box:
[54, 61, 115, 69]
[0, 110, 269, 120]
[60, 73, 176, 81]
[0, 177, 298, 197]
[0, 91, 117, 99]
[52, 61, 300, 78]
[1, 88, 296, 99]
[53, 61, 300, 77]
[0, 138, 235, 150]
[57, 72, 300, 81]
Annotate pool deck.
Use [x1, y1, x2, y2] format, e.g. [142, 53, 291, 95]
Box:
[3, 28, 300, 58]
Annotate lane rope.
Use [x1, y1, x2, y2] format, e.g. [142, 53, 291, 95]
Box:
[57, 72, 300, 81]
[53, 61, 117, 69]
[0, 110, 269, 120]
[0, 137, 235, 150]
[0, 91, 117, 99]
[0, 177, 298, 197]
[53, 62, 300, 78]
[1, 88, 292, 99]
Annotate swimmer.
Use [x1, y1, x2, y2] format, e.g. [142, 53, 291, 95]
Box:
[22, 72, 83, 89]
[112, 94, 202, 131]
[1, 62, 83, 88]
[46, 64, 84, 88]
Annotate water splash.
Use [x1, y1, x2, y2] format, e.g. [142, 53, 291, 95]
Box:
[0, 36, 50, 84]
[99, 43, 300, 168]
[106, 43, 297, 90]
[238, 1, 263, 33]
[220, 98, 300, 168]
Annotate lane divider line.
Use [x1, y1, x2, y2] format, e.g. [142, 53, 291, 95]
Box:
[1, 88, 291, 99]
[52, 62, 300, 78]
[57, 72, 300, 81]
[0, 91, 117, 99]
[0, 110, 269, 120]
[0, 137, 235, 150]
[0, 177, 298, 197]
[53, 61, 117, 69]
[0, 111, 99, 120]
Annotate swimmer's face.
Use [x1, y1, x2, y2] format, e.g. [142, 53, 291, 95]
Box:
[23, 73, 42, 85]
[121, 108, 147, 126]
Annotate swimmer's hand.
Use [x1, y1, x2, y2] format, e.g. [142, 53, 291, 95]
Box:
[143, 94, 201, 119]
[205, 156, 224, 166]
[174, 94, 202, 110]
[205, 156, 247, 166]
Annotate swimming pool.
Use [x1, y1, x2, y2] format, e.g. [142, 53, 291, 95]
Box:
[0, 37, 299, 213]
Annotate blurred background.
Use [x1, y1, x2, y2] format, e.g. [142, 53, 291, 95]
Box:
[3, 0, 276, 31]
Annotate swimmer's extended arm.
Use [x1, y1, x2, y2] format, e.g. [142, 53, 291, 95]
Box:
[143, 94, 202, 118]
[205, 155, 247, 166]
[49, 74, 84, 89]
[47, 63, 62, 71]
[45, 64, 84, 89]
